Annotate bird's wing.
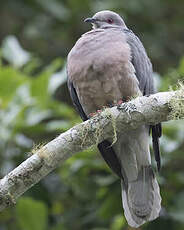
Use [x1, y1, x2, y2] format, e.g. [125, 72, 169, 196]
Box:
[67, 79, 88, 121]
[67, 73, 123, 178]
[124, 29, 162, 170]
[123, 29, 154, 95]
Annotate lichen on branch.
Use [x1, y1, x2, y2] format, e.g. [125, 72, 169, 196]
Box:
[169, 82, 184, 120]
[0, 90, 182, 213]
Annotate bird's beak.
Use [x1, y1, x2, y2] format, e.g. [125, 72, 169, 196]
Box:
[84, 18, 96, 23]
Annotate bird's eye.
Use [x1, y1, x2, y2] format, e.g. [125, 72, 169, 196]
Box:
[107, 18, 113, 24]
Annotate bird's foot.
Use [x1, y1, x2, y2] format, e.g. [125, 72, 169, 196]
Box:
[117, 99, 123, 105]
[116, 97, 131, 106]
[89, 112, 96, 118]
[89, 110, 102, 118]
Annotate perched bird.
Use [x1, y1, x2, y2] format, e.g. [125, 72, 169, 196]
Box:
[67, 10, 162, 228]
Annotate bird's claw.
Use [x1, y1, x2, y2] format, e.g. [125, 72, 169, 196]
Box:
[117, 99, 123, 105]
[89, 110, 102, 118]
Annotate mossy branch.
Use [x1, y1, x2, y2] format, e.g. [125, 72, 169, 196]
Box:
[0, 89, 183, 211]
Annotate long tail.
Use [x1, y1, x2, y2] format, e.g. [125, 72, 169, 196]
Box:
[112, 125, 161, 228]
[121, 166, 161, 228]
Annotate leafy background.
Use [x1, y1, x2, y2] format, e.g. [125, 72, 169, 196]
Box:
[0, 0, 184, 229]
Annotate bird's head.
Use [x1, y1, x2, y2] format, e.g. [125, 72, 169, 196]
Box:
[84, 10, 127, 29]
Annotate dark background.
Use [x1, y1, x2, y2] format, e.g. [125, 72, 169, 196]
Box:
[0, 0, 184, 230]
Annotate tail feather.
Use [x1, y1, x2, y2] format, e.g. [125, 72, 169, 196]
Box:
[121, 166, 161, 228]
[110, 126, 161, 228]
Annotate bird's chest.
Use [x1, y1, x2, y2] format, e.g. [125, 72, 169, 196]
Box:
[68, 29, 141, 115]
[74, 61, 140, 115]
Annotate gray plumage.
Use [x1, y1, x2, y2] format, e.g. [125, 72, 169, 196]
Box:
[67, 10, 161, 228]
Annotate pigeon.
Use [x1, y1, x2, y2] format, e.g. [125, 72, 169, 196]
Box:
[67, 10, 161, 228]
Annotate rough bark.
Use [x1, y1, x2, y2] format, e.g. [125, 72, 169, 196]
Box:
[0, 90, 183, 211]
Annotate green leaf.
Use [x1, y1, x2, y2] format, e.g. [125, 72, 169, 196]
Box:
[179, 57, 184, 76]
[51, 223, 67, 230]
[48, 64, 67, 95]
[30, 59, 63, 107]
[0, 66, 28, 107]
[98, 191, 121, 219]
[30, 71, 50, 106]
[16, 197, 48, 230]
[110, 214, 126, 230]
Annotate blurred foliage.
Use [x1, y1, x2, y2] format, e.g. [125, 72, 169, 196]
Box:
[0, 0, 184, 73]
[0, 0, 184, 230]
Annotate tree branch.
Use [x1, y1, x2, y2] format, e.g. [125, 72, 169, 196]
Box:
[0, 90, 183, 211]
